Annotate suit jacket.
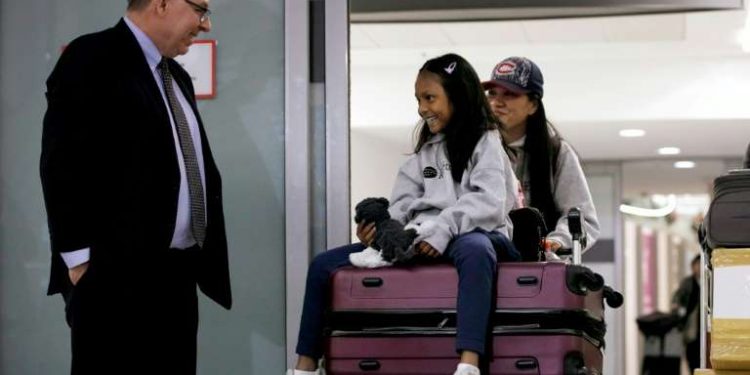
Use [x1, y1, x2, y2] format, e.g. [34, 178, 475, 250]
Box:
[40, 19, 231, 309]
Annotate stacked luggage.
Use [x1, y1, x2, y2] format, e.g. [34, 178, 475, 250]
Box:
[324, 208, 623, 374]
[698, 169, 750, 373]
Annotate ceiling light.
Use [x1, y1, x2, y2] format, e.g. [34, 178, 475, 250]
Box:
[619, 194, 677, 218]
[619, 129, 645, 138]
[674, 161, 695, 169]
[657, 147, 680, 155]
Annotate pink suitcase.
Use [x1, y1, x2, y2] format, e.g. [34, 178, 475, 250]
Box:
[325, 328, 602, 375]
[329, 261, 619, 322]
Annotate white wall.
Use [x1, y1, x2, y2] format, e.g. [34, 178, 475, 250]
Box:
[350, 127, 412, 239]
[350, 11, 750, 161]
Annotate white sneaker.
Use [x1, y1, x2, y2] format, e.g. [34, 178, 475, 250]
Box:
[287, 370, 319, 375]
[453, 363, 480, 375]
[349, 247, 392, 268]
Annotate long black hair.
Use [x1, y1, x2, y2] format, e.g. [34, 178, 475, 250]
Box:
[523, 92, 563, 230]
[413, 53, 498, 182]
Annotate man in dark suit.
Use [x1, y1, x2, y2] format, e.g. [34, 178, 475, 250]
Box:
[40, 0, 230, 373]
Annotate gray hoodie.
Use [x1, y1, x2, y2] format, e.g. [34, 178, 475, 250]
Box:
[505, 135, 600, 251]
[388, 130, 518, 253]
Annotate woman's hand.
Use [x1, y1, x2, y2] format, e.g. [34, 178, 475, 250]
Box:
[356, 222, 376, 247]
[416, 241, 441, 258]
[544, 239, 562, 252]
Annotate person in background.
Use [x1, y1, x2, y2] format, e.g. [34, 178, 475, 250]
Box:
[671, 254, 701, 372]
[482, 56, 600, 253]
[290, 53, 519, 375]
[40, 1, 230, 373]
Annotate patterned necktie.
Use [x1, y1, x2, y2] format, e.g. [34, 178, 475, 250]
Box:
[158, 58, 206, 247]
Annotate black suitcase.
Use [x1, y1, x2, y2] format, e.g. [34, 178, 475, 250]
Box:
[704, 169, 750, 249]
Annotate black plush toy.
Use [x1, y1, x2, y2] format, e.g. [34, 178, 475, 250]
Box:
[351, 197, 418, 266]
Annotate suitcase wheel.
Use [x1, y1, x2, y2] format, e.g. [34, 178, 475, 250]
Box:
[566, 266, 604, 295]
[604, 286, 624, 308]
[563, 352, 588, 375]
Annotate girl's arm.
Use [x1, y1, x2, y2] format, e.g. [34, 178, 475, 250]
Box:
[416, 132, 510, 253]
[548, 141, 600, 251]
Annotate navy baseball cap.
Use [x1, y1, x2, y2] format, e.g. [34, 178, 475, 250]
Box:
[482, 57, 544, 98]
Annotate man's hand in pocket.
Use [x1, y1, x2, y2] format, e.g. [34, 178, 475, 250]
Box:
[69, 262, 89, 286]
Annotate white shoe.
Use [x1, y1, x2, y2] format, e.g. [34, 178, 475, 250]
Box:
[453, 363, 480, 375]
[287, 370, 319, 375]
[349, 247, 392, 268]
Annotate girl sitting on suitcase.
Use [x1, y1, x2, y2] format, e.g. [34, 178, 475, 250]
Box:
[482, 56, 600, 254]
[291, 53, 520, 375]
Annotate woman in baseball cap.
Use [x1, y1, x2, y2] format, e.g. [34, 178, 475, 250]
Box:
[483, 56, 600, 254]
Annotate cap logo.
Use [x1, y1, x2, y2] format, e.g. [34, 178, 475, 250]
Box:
[491, 58, 532, 88]
[496, 62, 516, 75]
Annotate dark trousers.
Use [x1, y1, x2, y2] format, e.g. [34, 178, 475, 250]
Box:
[295, 230, 518, 360]
[64, 248, 200, 375]
[686, 339, 700, 372]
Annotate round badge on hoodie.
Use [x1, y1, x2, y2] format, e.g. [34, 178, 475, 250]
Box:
[423, 166, 438, 178]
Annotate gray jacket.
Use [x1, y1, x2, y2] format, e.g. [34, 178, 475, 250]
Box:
[506, 136, 600, 251]
[388, 130, 518, 253]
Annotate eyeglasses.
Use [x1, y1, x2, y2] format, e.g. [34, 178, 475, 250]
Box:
[184, 0, 211, 23]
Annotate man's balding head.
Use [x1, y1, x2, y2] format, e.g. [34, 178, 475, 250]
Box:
[127, 0, 151, 11]
[126, 0, 211, 58]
